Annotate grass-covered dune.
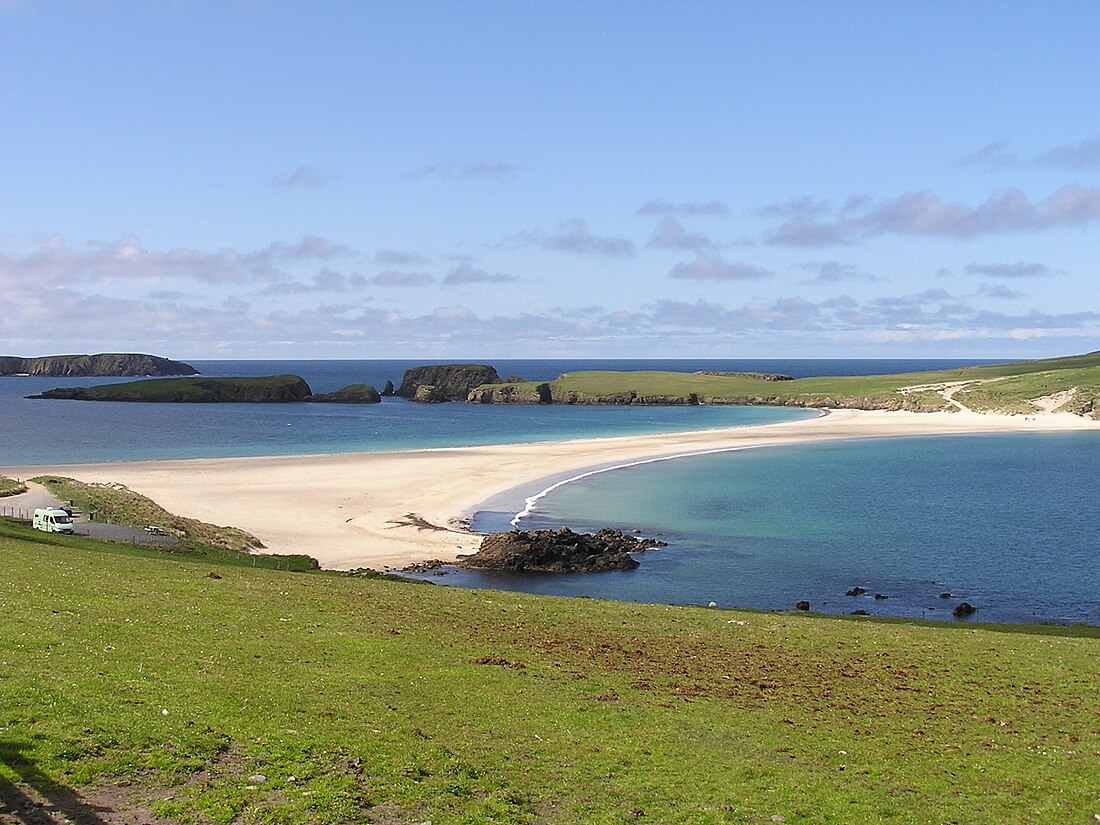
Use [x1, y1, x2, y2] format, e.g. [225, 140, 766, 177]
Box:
[472, 351, 1100, 417]
[2, 521, 1097, 824]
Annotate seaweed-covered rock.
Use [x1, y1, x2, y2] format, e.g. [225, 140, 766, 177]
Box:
[458, 527, 666, 573]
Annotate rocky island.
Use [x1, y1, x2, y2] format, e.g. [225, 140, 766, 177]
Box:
[28, 375, 382, 404]
[0, 352, 198, 377]
[457, 527, 666, 573]
[396, 364, 502, 402]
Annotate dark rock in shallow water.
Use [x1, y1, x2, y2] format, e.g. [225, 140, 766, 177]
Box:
[845, 586, 867, 596]
[874, 593, 889, 600]
[939, 592, 953, 599]
[458, 527, 666, 573]
[952, 602, 977, 618]
[850, 609, 869, 616]
[795, 600, 810, 611]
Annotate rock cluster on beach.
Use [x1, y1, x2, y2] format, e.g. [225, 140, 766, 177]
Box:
[457, 527, 666, 573]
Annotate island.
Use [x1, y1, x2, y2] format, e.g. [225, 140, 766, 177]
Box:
[27, 375, 382, 404]
[396, 364, 502, 402]
[464, 351, 1100, 418]
[0, 353, 198, 377]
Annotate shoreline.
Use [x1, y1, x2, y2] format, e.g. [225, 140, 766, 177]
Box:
[4, 407, 1100, 570]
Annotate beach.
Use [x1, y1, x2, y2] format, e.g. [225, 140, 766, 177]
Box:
[5, 407, 1100, 569]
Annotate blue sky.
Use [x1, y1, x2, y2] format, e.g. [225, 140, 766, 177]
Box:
[2, 1, 1099, 359]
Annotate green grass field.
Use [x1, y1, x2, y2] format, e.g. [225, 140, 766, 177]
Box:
[2, 520, 1097, 824]
[477, 351, 1100, 416]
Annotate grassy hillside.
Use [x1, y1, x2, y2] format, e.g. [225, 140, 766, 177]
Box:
[2, 521, 1097, 824]
[475, 351, 1100, 416]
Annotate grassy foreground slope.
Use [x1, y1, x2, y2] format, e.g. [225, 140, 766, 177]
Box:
[2, 522, 1098, 824]
[476, 351, 1100, 416]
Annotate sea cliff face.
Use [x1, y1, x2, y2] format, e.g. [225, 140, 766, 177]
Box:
[30, 375, 314, 403]
[396, 364, 501, 402]
[0, 353, 198, 377]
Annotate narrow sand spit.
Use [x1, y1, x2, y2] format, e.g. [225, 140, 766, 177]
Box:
[4, 408, 1099, 570]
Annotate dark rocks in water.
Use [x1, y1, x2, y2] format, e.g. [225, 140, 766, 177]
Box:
[850, 609, 869, 616]
[795, 600, 810, 611]
[874, 593, 889, 600]
[0, 352, 198, 377]
[396, 364, 501, 402]
[306, 384, 382, 403]
[381, 380, 395, 396]
[952, 602, 977, 618]
[939, 592, 953, 599]
[458, 527, 666, 573]
[845, 586, 867, 596]
[402, 559, 448, 573]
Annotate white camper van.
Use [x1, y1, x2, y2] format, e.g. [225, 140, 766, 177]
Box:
[33, 507, 75, 534]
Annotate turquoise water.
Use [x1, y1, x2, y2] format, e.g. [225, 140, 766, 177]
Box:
[450, 433, 1100, 624]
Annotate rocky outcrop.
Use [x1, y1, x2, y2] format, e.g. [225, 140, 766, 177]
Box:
[381, 380, 396, 397]
[29, 375, 313, 403]
[694, 371, 794, 381]
[467, 383, 552, 404]
[0, 353, 198, 377]
[306, 384, 382, 403]
[457, 527, 666, 573]
[412, 385, 448, 403]
[396, 364, 501, 402]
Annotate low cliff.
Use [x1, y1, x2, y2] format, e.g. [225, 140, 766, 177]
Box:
[0, 353, 198, 377]
[396, 364, 502, 402]
[457, 527, 666, 573]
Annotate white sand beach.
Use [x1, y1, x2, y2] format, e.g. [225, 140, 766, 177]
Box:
[4, 407, 1099, 570]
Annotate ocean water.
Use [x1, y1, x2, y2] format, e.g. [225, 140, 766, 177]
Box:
[447, 433, 1100, 625]
[0, 358, 983, 465]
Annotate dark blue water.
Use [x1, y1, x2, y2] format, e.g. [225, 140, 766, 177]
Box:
[434, 433, 1100, 624]
[0, 358, 988, 464]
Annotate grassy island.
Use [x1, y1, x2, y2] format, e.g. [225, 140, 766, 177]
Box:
[1, 521, 1097, 824]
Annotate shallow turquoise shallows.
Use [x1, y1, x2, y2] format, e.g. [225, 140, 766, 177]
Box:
[452, 433, 1100, 625]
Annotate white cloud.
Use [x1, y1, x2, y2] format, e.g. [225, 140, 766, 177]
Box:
[668, 251, 771, 281]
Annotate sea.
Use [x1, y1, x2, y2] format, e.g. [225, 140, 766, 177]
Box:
[3, 357, 1098, 624]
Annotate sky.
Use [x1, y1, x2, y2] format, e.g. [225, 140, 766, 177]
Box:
[1, 1, 1099, 360]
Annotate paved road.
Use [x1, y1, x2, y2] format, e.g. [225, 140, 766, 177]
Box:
[1, 481, 180, 546]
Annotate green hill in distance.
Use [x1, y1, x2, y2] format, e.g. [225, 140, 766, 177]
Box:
[470, 350, 1100, 417]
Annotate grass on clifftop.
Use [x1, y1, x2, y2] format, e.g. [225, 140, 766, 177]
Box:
[477, 351, 1100, 416]
[1, 521, 1098, 824]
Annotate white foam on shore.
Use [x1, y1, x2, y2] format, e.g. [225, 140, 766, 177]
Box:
[509, 444, 763, 527]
